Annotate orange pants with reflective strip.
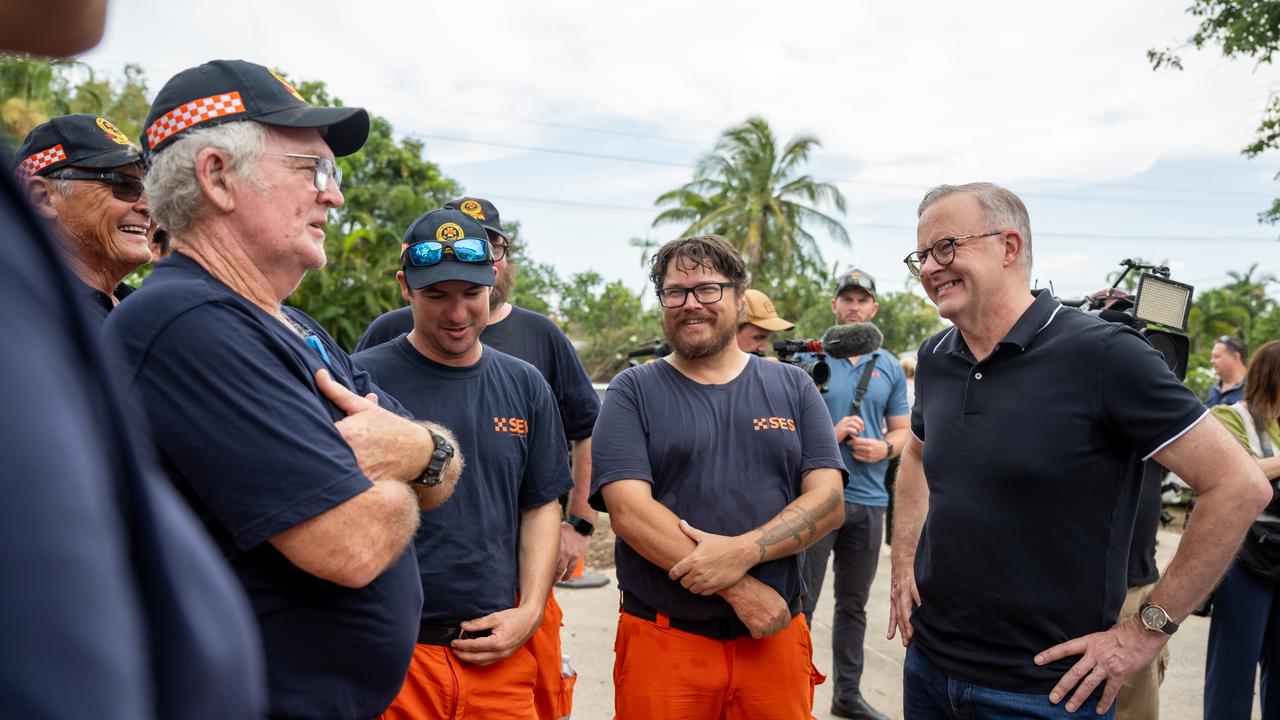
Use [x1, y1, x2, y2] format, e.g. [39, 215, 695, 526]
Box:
[527, 592, 575, 720]
[613, 610, 824, 720]
[377, 642, 537, 720]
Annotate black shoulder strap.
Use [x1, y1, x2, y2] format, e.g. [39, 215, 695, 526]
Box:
[1255, 411, 1276, 459]
[849, 353, 879, 417]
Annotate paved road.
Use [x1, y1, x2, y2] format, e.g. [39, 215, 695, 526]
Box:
[558, 528, 1261, 719]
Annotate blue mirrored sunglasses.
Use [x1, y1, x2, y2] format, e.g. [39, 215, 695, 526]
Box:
[401, 238, 492, 267]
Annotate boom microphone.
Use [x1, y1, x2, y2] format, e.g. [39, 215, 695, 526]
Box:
[820, 322, 883, 359]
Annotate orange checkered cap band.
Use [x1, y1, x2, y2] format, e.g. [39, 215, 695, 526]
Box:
[16, 144, 67, 177]
[146, 92, 247, 149]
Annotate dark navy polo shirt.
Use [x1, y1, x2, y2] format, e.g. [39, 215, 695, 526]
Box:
[102, 253, 423, 720]
[1, 166, 263, 717]
[357, 304, 600, 440]
[71, 275, 134, 327]
[1206, 379, 1245, 408]
[909, 289, 1207, 693]
[353, 338, 572, 623]
[590, 356, 846, 621]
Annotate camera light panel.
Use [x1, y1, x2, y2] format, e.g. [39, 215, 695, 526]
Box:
[1134, 273, 1193, 332]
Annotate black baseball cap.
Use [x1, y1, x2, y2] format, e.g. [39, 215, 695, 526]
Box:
[834, 269, 877, 298]
[401, 208, 496, 290]
[445, 197, 510, 240]
[143, 59, 369, 158]
[13, 114, 142, 178]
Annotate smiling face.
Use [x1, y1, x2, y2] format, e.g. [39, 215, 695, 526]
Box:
[232, 127, 342, 290]
[50, 162, 153, 277]
[659, 262, 743, 361]
[400, 275, 489, 366]
[915, 192, 1015, 327]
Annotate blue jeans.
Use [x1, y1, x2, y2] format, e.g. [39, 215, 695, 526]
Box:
[904, 644, 1115, 720]
[1204, 560, 1280, 719]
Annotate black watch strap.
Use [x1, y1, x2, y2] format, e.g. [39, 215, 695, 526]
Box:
[413, 431, 453, 487]
[566, 514, 594, 537]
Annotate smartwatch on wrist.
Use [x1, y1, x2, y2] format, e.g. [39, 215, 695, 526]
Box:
[884, 439, 895, 458]
[565, 514, 595, 537]
[413, 431, 454, 488]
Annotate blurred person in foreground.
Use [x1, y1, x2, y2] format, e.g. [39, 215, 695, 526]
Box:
[103, 59, 462, 719]
[591, 234, 846, 719]
[0, 2, 263, 718]
[890, 181, 1269, 718]
[1205, 339, 1280, 719]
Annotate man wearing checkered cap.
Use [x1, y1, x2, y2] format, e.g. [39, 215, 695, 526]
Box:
[14, 114, 153, 326]
[102, 59, 464, 720]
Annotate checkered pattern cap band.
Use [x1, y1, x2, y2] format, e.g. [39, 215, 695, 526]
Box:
[16, 144, 67, 177]
[146, 92, 246, 149]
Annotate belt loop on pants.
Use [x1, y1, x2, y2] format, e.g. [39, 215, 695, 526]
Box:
[655, 611, 671, 630]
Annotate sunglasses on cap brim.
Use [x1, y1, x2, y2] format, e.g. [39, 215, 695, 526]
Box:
[401, 238, 493, 267]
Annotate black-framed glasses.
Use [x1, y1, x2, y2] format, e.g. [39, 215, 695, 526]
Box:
[489, 239, 509, 262]
[904, 230, 1003, 277]
[657, 282, 735, 308]
[264, 153, 342, 192]
[46, 171, 144, 202]
[401, 238, 492, 268]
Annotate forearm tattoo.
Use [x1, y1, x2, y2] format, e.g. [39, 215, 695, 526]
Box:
[755, 488, 841, 562]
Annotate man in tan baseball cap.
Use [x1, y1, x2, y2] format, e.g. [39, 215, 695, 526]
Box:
[736, 288, 795, 355]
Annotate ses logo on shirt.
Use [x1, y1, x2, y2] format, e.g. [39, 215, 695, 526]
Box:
[494, 417, 529, 436]
[752, 416, 797, 432]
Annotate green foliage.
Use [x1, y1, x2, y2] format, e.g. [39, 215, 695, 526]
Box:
[1183, 263, 1278, 385]
[558, 271, 662, 380]
[1151, 2, 1280, 225]
[874, 287, 946, 356]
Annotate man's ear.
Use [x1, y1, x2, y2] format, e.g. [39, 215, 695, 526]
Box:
[193, 147, 237, 214]
[1002, 230, 1026, 268]
[397, 270, 411, 302]
[23, 176, 59, 220]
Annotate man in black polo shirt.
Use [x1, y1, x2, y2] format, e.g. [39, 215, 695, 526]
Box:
[889, 182, 1270, 718]
[103, 60, 464, 720]
[1207, 335, 1248, 407]
[14, 114, 153, 326]
[0, 4, 264, 718]
[354, 207, 570, 719]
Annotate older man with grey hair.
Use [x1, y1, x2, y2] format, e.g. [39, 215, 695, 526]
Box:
[888, 182, 1270, 719]
[102, 59, 463, 720]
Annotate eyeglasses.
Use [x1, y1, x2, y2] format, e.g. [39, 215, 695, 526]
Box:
[264, 153, 342, 192]
[490, 240, 508, 262]
[657, 282, 735, 308]
[903, 230, 1003, 277]
[401, 238, 492, 268]
[46, 171, 144, 202]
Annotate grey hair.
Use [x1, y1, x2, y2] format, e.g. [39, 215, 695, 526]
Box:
[48, 177, 75, 197]
[917, 182, 1033, 272]
[146, 121, 267, 236]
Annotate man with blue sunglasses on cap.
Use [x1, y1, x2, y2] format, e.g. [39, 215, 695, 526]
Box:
[103, 59, 464, 720]
[14, 114, 154, 326]
[354, 208, 571, 720]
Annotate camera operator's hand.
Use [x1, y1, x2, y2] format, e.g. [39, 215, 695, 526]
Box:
[851, 437, 890, 463]
[834, 415, 865, 444]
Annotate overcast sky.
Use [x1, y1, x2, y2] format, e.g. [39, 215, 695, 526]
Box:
[84, 0, 1280, 304]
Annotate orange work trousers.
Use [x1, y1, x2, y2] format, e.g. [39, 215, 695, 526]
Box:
[527, 591, 576, 720]
[377, 642, 537, 720]
[613, 610, 824, 720]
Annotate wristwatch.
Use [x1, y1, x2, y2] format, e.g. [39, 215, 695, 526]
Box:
[884, 439, 895, 458]
[565, 514, 595, 537]
[1138, 602, 1179, 635]
[412, 431, 454, 488]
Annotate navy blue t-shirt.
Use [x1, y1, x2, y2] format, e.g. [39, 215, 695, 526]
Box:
[0, 169, 263, 717]
[103, 253, 423, 720]
[590, 356, 846, 621]
[909, 290, 1207, 693]
[353, 337, 572, 622]
[357, 304, 600, 440]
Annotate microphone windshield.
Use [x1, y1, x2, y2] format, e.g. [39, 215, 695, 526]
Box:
[821, 322, 883, 359]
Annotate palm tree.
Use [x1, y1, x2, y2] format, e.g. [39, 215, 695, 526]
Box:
[652, 116, 848, 284]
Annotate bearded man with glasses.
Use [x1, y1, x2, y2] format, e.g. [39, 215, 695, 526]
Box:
[15, 114, 153, 326]
[101, 59, 464, 720]
[889, 182, 1270, 719]
[590, 234, 846, 719]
